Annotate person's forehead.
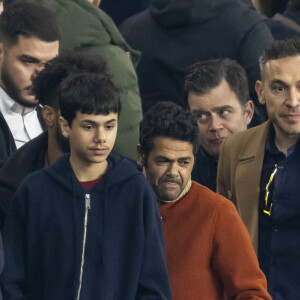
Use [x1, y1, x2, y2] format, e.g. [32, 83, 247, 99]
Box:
[74, 111, 118, 123]
[188, 79, 241, 112]
[149, 136, 193, 159]
[10, 35, 59, 61]
[264, 55, 300, 80]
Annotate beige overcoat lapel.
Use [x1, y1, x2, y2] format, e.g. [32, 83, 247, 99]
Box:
[235, 121, 270, 252]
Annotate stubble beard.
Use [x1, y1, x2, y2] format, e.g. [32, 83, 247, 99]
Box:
[1, 59, 37, 108]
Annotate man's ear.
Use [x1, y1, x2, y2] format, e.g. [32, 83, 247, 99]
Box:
[42, 105, 56, 128]
[58, 116, 70, 138]
[136, 144, 145, 166]
[255, 80, 266, 105]
[244, 100, 255, 126]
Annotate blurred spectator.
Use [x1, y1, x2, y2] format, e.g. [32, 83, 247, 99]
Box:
[271, 0, 288, 15]
[101, 0, 149, 26]
[120, 0, 274, 126]
[252, 0, 271, 15]
[252, 0, 288, 17]
[271, 0, 300, 40]
[2, 0, 10, 10]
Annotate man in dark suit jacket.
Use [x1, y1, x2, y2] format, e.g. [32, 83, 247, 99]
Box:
[185, 59, 254, 191]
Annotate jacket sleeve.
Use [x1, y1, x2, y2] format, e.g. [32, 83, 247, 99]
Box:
[211, 200, 271, 300]
[107, 49, 142, 160]
[1, 183, 28, 300]
[136, 182, 172, 300]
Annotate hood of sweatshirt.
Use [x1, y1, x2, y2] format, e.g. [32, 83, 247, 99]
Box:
[43, 153, 142, 268]
[149, 0, 262, 28]
[43, 153, 139, 195]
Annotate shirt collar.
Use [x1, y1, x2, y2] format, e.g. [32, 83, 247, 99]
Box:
[0, 87, 35, 115]
[265, 123, 299, 156]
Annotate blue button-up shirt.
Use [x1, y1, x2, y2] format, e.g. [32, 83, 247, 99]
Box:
[259, 125, 300, 299]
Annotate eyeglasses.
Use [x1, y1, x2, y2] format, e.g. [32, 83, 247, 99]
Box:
[263, 164, 277, 216]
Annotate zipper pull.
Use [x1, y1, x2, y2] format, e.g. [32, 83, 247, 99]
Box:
[85, 194, 91, 209]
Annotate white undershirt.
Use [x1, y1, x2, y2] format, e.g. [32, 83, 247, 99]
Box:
[0, 87, 43, 149]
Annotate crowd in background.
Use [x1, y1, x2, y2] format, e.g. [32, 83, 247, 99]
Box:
[0, 0, 299, 299]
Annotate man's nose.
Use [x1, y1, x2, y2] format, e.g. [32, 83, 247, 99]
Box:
[209, 115, 223, 131]
[286, 87, 300, 108]
[31, 63, 45, 80]
[94, 127, 106, 143]
[166, 162, 179, 177]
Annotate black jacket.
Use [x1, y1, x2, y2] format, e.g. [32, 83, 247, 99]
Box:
[192, 146, 218, 192]
[101, 0, 149, 25]
[0, 131, 48, 230]
[0, 105, 46, 166]
[120, 0, 274, 125]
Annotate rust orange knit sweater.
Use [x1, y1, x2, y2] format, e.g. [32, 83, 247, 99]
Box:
[159, 181, 271, 300]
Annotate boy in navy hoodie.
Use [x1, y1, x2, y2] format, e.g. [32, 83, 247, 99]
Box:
[1, 71, 172, 299]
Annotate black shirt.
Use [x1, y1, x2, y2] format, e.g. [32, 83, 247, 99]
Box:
[258, 124, 300, 299]
[192, 146, 218, 192]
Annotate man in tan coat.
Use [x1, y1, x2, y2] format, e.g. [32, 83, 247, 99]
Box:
[217, 38, 300, 299]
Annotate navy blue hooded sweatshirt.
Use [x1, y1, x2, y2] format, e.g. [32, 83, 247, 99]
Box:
[1, 154, 172, 300]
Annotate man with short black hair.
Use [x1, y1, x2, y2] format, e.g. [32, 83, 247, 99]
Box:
[218, 38, 300, 298]
[185, 59, 254, 191]
[2, 66, 171, 299]
[0, 1, 60, 163]
[138, 101, 270, 300]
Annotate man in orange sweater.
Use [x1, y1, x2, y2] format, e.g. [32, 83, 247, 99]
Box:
[137, 101, 271, 300]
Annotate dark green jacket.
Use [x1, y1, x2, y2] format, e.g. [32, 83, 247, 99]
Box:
[31, 0, 142, 159]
